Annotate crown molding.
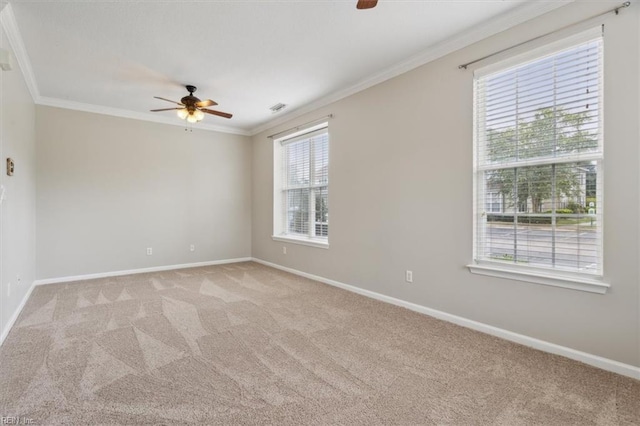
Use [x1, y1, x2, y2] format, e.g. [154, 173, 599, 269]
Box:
[0, 3, 39, 101]
[37, 96, 251, 136]
[2, 0, 573, 137]
[248, 0, 574, 136]
[0, 2, 249, 136]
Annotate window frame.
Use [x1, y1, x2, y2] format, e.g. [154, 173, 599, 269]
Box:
[272, 122, 329, 249]
[468, 27, 609, 294]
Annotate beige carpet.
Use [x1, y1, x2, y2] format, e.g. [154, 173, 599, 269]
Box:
[0, 261, 638, 425]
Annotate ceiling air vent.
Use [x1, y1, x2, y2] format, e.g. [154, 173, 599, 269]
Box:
[269, 103, 287, 113]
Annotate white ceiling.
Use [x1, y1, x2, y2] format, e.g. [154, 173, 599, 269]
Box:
[4, 0, 570, 135]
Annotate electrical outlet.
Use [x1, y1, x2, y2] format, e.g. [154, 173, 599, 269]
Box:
[190, 244, 195, 252]
[405, 270, 413, 283]
[282, 246, 287, 255]
[6, 158, 14, 176]
[146, 247, 153, 255]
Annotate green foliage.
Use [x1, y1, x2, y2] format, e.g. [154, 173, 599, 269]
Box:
[487, 213, 591, 226]
[487, 215, 553, 225]
[486, 214, 514, 223]
[566, 202, 584, 214]
[542, 209, 573, 214]
[490, 253, 529, 264]
[486, 107, 597, 213]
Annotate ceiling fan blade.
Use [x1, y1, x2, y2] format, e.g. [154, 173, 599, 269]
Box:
[196, 99, 218, 108]
[150, 107, 182, 112]
[357, 0, 377, 9]
[153, 96, 184, 106]
[201, 108, 233, 119]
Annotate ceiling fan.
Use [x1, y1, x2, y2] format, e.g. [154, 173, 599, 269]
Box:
[150, 85, 233, 123]
[357, 0, 377, 9]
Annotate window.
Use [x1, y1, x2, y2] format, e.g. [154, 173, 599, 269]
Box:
[273, 123, 329, 247]
[485, 191, 503, 213]
[471, 28, 605, 291]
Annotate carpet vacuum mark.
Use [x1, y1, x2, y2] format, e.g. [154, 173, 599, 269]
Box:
[0, 262, 638, 425]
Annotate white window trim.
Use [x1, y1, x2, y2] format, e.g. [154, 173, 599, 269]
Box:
[473, 26, 603, 79]
[273, 122, 329, 249]
[271, 235, 329, 249]
[467, 262, 609, 294]
[470, 27, 608, 294]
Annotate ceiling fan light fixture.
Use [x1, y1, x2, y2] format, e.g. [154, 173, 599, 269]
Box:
[152, 85, 233, 122]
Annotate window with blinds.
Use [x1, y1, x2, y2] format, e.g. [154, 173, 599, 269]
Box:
[278, 125, 329, 243]
[473, 28, 603, 278]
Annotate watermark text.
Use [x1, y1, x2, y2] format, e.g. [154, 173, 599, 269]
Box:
[1, 416, 35, 425]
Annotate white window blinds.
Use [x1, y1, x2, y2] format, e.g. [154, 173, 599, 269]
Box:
[280, 127, 329, 241]
[473, 28, 603, 277]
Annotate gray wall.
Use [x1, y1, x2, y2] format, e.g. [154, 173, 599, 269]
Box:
[251, 1, 640, 367]
[36, 106, 252, 279]
[0, 26, 37, 339]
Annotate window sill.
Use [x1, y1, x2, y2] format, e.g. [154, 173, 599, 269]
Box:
[272, 235, 329, 249]
[467, 263, 609, 294]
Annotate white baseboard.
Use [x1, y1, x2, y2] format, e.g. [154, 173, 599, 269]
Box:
[0, 280, 36, 346]
[33, 257, 253, 286]
[1, 257, 252, 348]
[251, 257, 640, 380]
[10, 256, 640, 380]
